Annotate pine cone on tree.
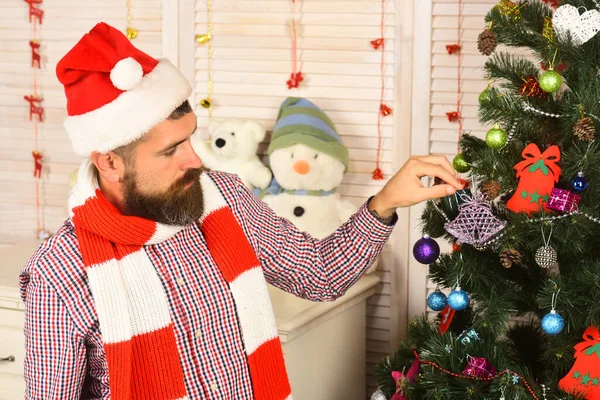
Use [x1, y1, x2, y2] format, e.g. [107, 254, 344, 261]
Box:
[481, 180, 502, 200]
[573, 117, 595, 142]
[478, 29, 497, 56]
[500, 248, 522, 268]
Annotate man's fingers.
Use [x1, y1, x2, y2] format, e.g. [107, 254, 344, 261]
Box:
[412, 155, 456, 177]
[415, 185, 456, 202]
[414, 162, 463, 190]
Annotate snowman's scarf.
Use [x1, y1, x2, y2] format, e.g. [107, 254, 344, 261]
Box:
[256, 177, 336, 199]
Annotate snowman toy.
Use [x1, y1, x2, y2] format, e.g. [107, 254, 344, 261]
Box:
[261, 97, 357, 239]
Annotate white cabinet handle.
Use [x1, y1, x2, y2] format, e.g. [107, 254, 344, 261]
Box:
[0, 355, 15, 362]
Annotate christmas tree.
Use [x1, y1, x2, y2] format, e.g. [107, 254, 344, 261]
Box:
[374, 1, 600, 399]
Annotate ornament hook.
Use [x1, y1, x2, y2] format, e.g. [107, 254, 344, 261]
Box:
[551, 289, 560, 311]
[541, 223, 553, 247]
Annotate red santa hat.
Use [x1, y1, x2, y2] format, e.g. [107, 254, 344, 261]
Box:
[56, 22, 192, 157]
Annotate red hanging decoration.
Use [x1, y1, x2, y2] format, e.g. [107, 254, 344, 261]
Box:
[438, 305, 456, 334]
[446, 111, 461, 122]
[541, 0, 559, 9]
[559, 326, 600, 398]
[541, 61, 567, 73]
[32, 150, 43, 179]
[454, 0, 464, 150]
[506, 143, 562, 214]
[370, 38, 384, 50]
[372, 0, 387, 180]
[29, 40, 41, 68]
[24, 0, 48, 239]
[286, 72, 304, 89]
[446, 44, 461, 55]
[24, 0, 44, 24]
[452, 242, 462, 252]
[287, 0, 303, 89]
[520, 77, 547, 99]
[24, 95, 44, 122]
[380, 104, 392, 117]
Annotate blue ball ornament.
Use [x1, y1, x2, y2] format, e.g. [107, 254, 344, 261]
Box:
[413, 235, 440, 264]
[571, 172, 589, 193]
[427, 290, 448, 311]
[448, 287, 470, 311]
[542, 310, 564, 335]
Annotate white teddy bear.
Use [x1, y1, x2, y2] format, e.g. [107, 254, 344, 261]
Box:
[192, 119, 272, 191]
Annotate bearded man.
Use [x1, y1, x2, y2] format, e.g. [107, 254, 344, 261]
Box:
[20, 22, 462, 400]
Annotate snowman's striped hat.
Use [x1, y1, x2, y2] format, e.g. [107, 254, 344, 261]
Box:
[268, 97, 348, 171]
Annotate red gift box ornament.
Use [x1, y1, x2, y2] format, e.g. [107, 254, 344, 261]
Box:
[547, 188, 581, 213]
[559, 326, 600, 398]
[506, 143, 561, 214]
[462, 355, 496, 378]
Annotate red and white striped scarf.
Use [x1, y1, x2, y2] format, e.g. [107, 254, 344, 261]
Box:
[69, 159, 292, 400]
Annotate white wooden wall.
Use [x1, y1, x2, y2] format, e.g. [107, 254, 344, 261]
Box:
[0, 0, 163, 246]
[409, 0, 498, 322]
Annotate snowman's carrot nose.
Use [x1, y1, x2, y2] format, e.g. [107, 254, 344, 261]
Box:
[293, 160, 310, 175]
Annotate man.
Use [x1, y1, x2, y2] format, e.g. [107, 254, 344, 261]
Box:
[20, 22, 462, 400]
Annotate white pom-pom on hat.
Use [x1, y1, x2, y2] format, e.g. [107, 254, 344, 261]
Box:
[110, 57, 144, 91]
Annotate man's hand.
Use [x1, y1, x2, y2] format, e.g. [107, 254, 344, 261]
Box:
[368, 155, 463, 218]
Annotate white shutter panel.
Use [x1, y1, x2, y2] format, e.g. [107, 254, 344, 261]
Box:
[0, 1, 163, 245]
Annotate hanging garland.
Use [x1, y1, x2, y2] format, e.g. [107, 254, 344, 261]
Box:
[287, 0, 304, 89]
[370, 0, 391, 180]
[125, 0, 138, 39]
[23, 0, 49, 240]
[196, 0, 214, 119]
[446, 0, 464, 150]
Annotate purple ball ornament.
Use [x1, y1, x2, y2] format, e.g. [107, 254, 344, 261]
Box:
[413, 235, 440, 264]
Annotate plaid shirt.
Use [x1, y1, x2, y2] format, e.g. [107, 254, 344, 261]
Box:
[19, 172, 394, 399]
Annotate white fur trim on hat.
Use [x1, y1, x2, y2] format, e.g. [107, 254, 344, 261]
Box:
[110, 57, 143, 91]
[64, 58, 192, 157]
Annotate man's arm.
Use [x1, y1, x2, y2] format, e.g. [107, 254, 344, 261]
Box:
[226, 155, 463, 302]
[230, 176, 394, 301]
[21, 268, 108, 399]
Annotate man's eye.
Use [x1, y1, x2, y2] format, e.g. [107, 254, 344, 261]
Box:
[164, 148, 176, 157]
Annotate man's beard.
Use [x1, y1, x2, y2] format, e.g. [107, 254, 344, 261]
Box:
[122, 167, 204, 226]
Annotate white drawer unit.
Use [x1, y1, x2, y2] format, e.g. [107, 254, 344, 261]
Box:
[0, 240, 39, 400]
[0, 239, 379, 400]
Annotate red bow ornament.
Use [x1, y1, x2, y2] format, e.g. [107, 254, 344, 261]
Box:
[371, 38, 384, 50]
[286, 72, 304, 89]
[446, 44, 461, 55]
[506, 143, 561, 214]
[446, 111, 461, 122]
[559, 326, 600, 399]
[391, 360, 420, 400]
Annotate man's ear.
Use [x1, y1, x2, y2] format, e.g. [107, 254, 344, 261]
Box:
[90, 152, 124, 183]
